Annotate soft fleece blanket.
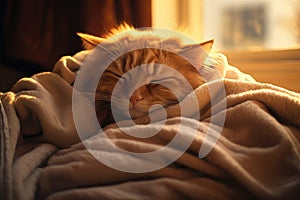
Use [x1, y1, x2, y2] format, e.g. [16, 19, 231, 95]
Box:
[1, 52, 300, 200]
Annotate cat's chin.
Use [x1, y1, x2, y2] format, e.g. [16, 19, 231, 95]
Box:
[129, 109, 147, 119]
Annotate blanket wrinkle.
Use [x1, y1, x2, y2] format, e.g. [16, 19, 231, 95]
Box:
[52, 50, 91, 85]
[45, 177, 254, 200]
[11, 72, 80, 148]
[0, 92, 58, 200]
[0, 50, 299, 200]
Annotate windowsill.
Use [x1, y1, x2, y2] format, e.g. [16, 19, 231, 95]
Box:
[221, 48, 300, 62]
[220, 48, 300, 92]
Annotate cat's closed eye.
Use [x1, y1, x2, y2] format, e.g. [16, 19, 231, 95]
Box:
[150, 77, 173, 84]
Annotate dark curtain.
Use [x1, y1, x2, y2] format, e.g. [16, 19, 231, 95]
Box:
[2, 0, 152, 70]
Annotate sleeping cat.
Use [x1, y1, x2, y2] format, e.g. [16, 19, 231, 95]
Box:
[77, 24, 225, 127]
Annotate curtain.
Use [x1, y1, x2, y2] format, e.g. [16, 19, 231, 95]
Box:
[3, 0, 152, 70]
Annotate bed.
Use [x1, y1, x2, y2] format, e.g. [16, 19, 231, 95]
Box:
[1, 51, 300, 200]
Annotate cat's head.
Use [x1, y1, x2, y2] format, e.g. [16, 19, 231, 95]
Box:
[77, 24, 224, 126]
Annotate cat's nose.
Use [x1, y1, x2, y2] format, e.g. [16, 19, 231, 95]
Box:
[130, 95, 143, 106]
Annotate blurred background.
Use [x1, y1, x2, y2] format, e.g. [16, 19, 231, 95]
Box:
[153, 0, 300, 50]
[1, 0, 300, 92]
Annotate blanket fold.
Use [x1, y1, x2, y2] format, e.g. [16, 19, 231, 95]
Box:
[0, 92, 58, 200]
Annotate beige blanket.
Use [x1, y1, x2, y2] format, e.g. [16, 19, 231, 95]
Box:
[1, 52, 300, 200]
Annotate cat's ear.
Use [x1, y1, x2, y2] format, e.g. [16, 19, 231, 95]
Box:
[199, 39, 214, 52]
[77, 33, 105, 50]
[179, 39, 214, 71]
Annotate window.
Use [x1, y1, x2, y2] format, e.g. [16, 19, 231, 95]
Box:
[152, 0, 300, 92]
[203, 0, 300, 50]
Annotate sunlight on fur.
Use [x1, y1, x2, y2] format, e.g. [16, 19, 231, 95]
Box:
[77, 24, 227, 127]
